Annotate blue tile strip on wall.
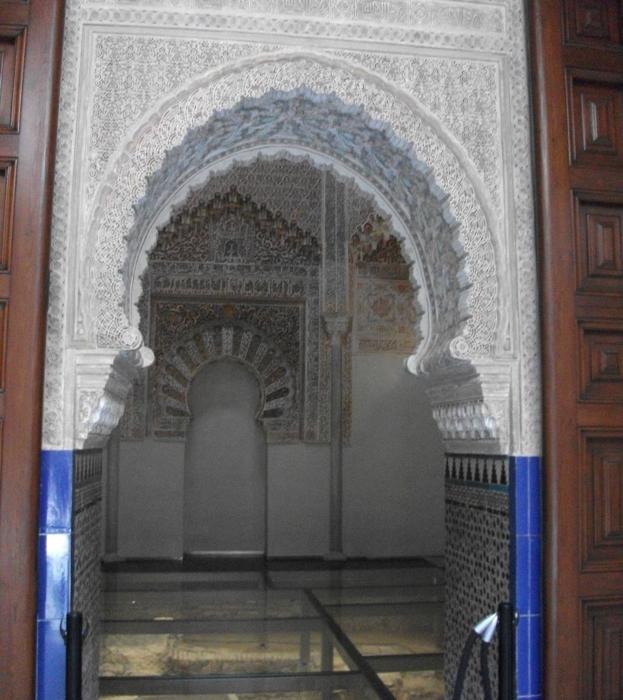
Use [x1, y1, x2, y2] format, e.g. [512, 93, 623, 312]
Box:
[37, 450, 73, 700]
[511, 456, 542, 700]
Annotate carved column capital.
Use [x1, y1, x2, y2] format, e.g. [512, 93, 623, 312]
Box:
[322, 313, 351, 344]
[71, 348, 143, 450]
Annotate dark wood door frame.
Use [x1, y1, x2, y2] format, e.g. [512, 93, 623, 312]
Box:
[0, 1, 65, 697]
[531, 1, 623, 697]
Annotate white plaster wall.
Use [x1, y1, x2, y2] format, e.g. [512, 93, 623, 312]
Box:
[267, 443, 331, 557]
[344, 354, 445, 557]
[114, 354, 443, 559]
[117, 439, 185, 559]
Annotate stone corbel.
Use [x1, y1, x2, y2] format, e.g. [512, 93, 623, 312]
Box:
[425, 360, 513, 455]
[72, 345, 152, 450]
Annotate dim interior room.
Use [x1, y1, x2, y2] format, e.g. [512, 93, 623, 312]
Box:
[95, 153, 450, 700]
[103, 157, 445, 562]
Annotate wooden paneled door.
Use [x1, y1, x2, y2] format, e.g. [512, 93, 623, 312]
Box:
[0, 1, 64, 697]
[531, 1, 623, 698]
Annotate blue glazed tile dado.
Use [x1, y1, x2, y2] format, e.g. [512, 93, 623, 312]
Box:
[36, 619, 66, 700]
[39, 450, 73, 533]
[516, 613, 542, 697]
[516, 615, 530, 696]
[515, 535, 541, 615]
[36, 450, 74, 700]
[511, 456, 543, 700]
[513, 459, 530, 536]
[531, 614, 543, 696]
[37, 533, 71, 621]
[527, 457, 542, 537]
[513, 456, 541, 537]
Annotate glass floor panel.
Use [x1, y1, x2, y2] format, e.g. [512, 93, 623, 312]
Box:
[103, 589, 314, 621]
[101, 686, 379, 699]
[268, 567, 443, 590]
[379, 670, 444, 700]
[105, 571, 265, 593]
[100, 560, 445, 699]
[328, 605, 443, 656]
[312, 586, 444, 606]
[100, 630, 351, 677]
[325, 602, 444, 617]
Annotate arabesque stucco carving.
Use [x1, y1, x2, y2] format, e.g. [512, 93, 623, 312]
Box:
[43, 0, 539, 456]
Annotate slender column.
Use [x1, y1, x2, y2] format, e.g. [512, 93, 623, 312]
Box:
[323, 313, 351, 560]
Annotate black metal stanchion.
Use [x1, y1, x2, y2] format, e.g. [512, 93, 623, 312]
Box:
[65, 611, 83, 700]
[479, 638, 493, 700]
[498, 602, 515, 700]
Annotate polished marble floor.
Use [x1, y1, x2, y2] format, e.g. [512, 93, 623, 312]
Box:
[99, 559, 444, 699]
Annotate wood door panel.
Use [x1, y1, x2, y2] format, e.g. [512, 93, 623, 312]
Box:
[0, 25, 24, 132]
[532, 1, 623, 696]
[570, 72, 623, 166]
[579, 321, 623, 401]
[575, 191, 623, 293]
[0, 299, 8, 391]
[0, 159, 15, 271]
[582, 597, 623, 699]
[581, 432, 623, 571]
[565, 0, 623, 45]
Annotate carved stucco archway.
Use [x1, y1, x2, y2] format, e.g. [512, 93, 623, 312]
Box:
[116, 89, 475, 366]
[58, 51, 537, 456]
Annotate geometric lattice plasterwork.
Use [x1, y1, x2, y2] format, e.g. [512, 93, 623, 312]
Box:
[114, 88, 472, 365]
[353, 275, 419, 354]
[135, 183, 327, 443]
[101, 87, 471, 366]
[121, 174, 420, 444]
[177, 158, 325, 238]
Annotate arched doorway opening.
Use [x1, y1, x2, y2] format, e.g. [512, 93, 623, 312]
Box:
[99, 153, 449, 698]
[41, 47, 539, 699]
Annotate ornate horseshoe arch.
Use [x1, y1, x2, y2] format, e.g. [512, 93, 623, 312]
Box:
[156, 321, 296, 441]
[53, 50, 534, 457]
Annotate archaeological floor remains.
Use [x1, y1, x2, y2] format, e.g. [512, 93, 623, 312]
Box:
[98, 558, 445, 700]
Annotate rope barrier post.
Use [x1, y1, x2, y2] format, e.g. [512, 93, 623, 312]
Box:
[498, 602, 515, 700]
[65, 611, 83, 700]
